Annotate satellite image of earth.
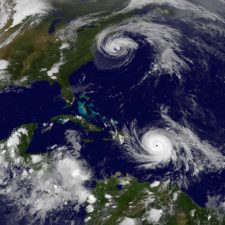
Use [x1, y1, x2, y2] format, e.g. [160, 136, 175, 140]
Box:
[1, 0, 225, 224]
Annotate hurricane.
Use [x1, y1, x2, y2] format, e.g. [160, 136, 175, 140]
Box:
[122, 112, 225, 183]
[95, 29, 139, 70]
[94, 18, 190, 78]
[1, 0, 225, 223]
[140, 129, 176, 166]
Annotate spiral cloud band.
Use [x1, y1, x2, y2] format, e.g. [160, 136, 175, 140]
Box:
[140, 130, 176, 166]
[94, 19, 190, 79]
[122, 114, 225, 182]
[95, 30, 139, 70]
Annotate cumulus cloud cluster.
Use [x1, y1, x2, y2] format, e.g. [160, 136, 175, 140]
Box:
[0, 127, 92, 224]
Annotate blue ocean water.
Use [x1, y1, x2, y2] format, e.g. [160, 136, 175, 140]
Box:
[0, 54, 222, 208]
[69, 31, 225, 208]
[1, 22, 225, 224]
[0, 82, 70, 139]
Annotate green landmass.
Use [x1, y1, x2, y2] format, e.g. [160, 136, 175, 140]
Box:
[0, 19, 61, 80]
[51, 114, 103, 132]
[58, 11, 134, 102]
[82, 138, 94, 143]
[17, 123, 38, 160]
[86, 174, 225, 225]
[103, 132, 124, 143]
[0, 9, 134, 103]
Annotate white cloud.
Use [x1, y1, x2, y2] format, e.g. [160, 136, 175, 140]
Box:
[0, 0, 52, 29]
[86, 204, 94, 213]
[123, 111, 225, 186]
[147, 208, 163, 223]
[104, 194, 112, 199]
[0, 127, 92, 224]
[47, 61, 64, 80]
[119, 217, 137, 225]
[0, 0, 13, 29]
[11, 0, 51, 27]
[151, 181, 160, 188]
[0, 59, 9, 70]
[7, 127, 27, 149]
[125, 0, 151, 10]
[87, 194, 97, 204]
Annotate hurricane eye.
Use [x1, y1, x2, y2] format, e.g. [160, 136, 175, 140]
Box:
[94, 30, 139, 70]
[141, 131, 173, 162]
[122, 117, 225, 185]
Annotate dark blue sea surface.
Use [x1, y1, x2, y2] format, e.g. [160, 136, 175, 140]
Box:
[48, 10, 64, 34]
[48, 18, 62, 34]
[68, 31, 225, 208]
[1, 27, 225, 222]
[0, 82, 71, 139]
